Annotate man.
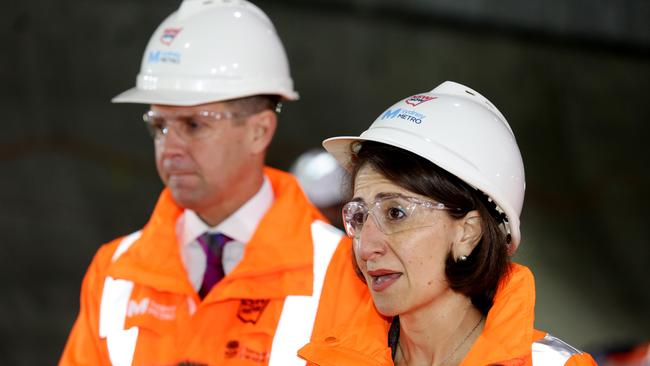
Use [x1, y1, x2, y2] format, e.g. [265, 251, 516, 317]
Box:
[60, 1, 373, 365]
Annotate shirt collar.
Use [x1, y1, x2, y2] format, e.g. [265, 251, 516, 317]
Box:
[178, 176, 274, 246]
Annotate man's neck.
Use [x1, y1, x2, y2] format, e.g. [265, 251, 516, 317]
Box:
[197, 168, 265, 227]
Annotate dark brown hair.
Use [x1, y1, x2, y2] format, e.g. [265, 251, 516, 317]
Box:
[227, 95, 281, 117]
[350, 141, 510, 314]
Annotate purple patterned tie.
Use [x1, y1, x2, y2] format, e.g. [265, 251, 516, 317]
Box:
[197, 232, 232, 299]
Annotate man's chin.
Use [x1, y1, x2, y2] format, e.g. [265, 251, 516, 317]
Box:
[168, 187, 202, 209]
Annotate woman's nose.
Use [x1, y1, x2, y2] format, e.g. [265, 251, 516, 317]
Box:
[355, 214, 387, 262]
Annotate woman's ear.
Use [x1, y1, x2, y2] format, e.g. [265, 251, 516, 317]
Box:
[453, 210, 483, 259]
[247, 109, 277, 154]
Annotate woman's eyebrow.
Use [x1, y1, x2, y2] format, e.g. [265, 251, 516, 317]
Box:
[351, 191, 403, 202]
[375, 192, 402, 200]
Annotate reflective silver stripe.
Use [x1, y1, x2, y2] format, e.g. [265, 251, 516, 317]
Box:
[100, 276, 138, 365]
[99, 232, 141, 365]
[268, 221, 343, 366]
[111, 231, 141, 261]
[533, 333, 583, 365]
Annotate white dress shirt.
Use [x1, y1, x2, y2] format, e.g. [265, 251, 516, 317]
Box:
[176, 176, 274, 291]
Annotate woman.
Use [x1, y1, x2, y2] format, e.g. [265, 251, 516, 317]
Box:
[299, 81, 597, 365]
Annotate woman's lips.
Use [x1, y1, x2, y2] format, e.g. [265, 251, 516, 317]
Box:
[367, 269, 402, 292]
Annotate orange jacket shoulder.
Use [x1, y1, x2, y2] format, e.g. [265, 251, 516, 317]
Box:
[59, 236, 130, 366]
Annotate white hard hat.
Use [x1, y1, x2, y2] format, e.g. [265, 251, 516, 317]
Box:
[112, 0, 298, 106]
[290, 149, 347, 208]
[323, 81, 526, 252]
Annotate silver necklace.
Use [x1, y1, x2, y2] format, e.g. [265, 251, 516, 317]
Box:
[398, 315, 484, 366]
[438, 315, 484, 366]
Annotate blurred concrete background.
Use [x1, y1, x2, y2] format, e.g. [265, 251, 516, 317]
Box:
[1, 0, 649, 364]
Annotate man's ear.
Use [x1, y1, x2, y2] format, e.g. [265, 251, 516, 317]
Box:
[247, 110, 277, 154]
[453, 210, 483, 259]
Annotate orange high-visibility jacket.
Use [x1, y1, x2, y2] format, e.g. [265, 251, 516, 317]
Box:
[299, 264, 598, 366]
[60, 167, 372, 366]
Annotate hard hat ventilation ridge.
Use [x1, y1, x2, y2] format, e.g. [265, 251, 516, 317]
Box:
[477, 191, 511, 244]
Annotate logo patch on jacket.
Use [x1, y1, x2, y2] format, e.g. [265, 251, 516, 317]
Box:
[237, 299, 269, 324]
[224, 339, 269, 363]
[126, 297, 176, 320]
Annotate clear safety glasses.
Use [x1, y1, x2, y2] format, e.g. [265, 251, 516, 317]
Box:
[142, 110, 240, 142]
[342, 193, 459, 238]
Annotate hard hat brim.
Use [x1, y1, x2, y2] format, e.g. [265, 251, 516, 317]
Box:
[111, 87, 299, 106]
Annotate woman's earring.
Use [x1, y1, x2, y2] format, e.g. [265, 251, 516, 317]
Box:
[458, 255, 468, 262]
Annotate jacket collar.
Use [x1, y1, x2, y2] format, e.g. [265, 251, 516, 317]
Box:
[460, 263, 536, 366]
[299, 263, 537, 366]
[108, 167, 325, 301]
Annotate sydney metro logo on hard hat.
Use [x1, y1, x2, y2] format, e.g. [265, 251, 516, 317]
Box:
[405, 95, 436, 107]
[161, 28, 182, 45]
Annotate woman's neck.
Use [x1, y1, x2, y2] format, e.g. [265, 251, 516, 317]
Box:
[395, 290, 484, 366]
